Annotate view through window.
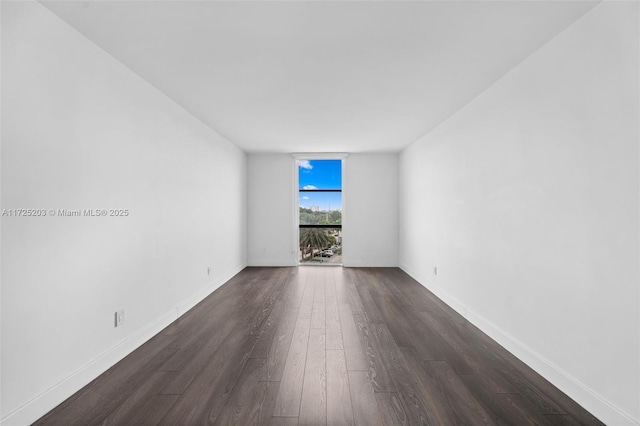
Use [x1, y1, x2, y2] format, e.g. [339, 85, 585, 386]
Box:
[298, 159, 342, 264]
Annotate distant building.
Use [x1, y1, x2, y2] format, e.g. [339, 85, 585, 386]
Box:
[310, 206, 319, 212]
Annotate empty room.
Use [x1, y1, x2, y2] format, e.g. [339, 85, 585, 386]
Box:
[1, 1, 638, 425]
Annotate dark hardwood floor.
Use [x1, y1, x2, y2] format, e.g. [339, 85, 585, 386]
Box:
[35, 267, 603, 425]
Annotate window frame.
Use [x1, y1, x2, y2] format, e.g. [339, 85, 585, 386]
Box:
[293, 153, 348, 265]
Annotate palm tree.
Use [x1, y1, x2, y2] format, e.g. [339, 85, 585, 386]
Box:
[299, 228, 330, 260]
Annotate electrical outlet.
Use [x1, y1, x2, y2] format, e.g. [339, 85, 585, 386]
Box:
[114, 310, 125, 327]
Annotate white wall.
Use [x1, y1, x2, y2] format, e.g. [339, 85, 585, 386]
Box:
[247, 153, 399, 267]
[1, 2, 247, 424]
[247, 154, 296, 266]
[399, 2, 639, 425]
[344, 153, 399, 267]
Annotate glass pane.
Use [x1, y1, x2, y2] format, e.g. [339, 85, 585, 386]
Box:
[299, 192, 342, 225]
[298, 159, 342, 190]
[299, 228, 342, 264]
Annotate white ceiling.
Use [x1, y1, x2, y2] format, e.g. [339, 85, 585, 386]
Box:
[42, 1, 598, 153]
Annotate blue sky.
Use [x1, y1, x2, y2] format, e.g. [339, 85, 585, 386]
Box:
[299, 159, 341, 189]
[299, 192, 342, 211]
[299, 159, 342, 210]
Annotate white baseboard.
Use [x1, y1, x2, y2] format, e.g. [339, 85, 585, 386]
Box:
[0, 309, 177, 426]
[176, 263, 246, 317]
[399, 263, 639, 426]
[0, 263, 246, 426]
[342, 260, 399, 267]
[247, 259, 297, 267]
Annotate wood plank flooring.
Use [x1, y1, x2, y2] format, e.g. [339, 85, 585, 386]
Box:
[35, 267, 603, 425]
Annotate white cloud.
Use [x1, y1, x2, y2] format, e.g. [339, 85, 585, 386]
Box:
[299, 160, 313, 170]
[303, 185, 317, 190]
[302, 196, 309, 200]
